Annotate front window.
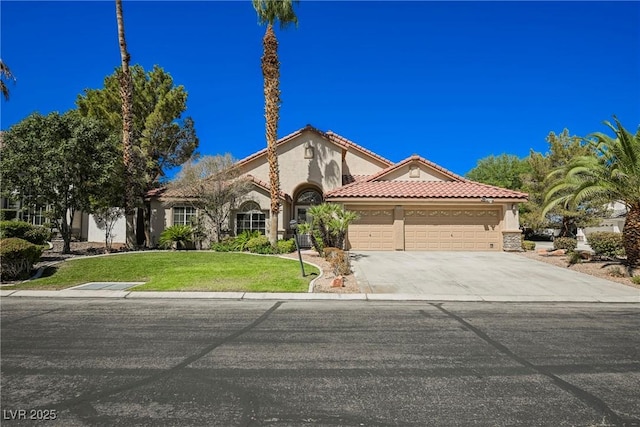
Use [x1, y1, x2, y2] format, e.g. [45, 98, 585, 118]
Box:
[236, 202, 266, 235]
[295, 189, 323, 224]
[173, 206, 197, 226]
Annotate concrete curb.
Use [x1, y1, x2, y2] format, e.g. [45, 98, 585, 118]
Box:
[1, 289, 638, 303]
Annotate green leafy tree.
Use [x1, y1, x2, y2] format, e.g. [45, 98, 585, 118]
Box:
[0, 112, 119, 253]
[0, 60, 16, 101]
[544, 117, 640, 266]
[466, 154, 531, 190]
[252, 0, 299, 247]
[168, 154, 251, 244]
[521, 129, 605, 236]
[76, 64, 199, 246]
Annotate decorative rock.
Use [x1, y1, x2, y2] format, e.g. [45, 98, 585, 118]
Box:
[549, 249, 566, 256]
[331, 276, 344, 288]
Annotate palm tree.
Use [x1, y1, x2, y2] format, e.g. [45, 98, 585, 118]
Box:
[115, 0, 136, 248]
[0, 60, 16, 101]
[252, 0, 298, 247]
[543, 117, 640, 266]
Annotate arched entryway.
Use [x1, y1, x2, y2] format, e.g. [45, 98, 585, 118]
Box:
[292, 187, 323, 247]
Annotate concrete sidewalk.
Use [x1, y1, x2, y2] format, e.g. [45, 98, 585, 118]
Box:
[1, 289, 638, 302]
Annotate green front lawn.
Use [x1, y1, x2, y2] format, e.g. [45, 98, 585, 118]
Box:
[16, 252, 318, 292]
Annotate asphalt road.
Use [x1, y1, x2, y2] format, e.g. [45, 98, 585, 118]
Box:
[1, 298, 639, 427]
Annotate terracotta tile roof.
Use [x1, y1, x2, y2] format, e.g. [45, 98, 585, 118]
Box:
[342, 174, 371, 185]
[245, 174, 292, 202]
[236, 125, 394, 168]
[325, 180, 528, 200]
[325, 131, 394, 166]
[364, 155, 468, 183]
[146, 176, 292, 202]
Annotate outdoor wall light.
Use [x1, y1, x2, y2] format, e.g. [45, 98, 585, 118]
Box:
[481, 197, 494, 204]
[304, 141, 314, 159]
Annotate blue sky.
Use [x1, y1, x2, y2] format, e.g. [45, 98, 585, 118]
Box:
[1, 1, 639, 178]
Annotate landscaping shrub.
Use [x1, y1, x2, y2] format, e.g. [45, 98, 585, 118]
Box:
[276, 238, 296, 254]
[607, 266, 626, 278]
[210, 237, 235, 252]
[553, 237, 577, 252]
[232, 230, 261, 251]
[0, 237, 43, 281]
[567, 251, 583, 265]
[324, 247, 351, 276]
[0, 220, 52, 245]
[521, 240, 536, 251]
[586, 232, 625, 258]
[632, 276, 640, 285]
[159, 225, 194, 250]
[246, 235, 272, 254]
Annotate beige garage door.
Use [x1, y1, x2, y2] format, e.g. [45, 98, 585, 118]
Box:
[348, 209, 394, 250]
[404, 209, 501, 251]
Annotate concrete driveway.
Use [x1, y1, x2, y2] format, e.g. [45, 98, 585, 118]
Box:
[350, 251, 640, 302]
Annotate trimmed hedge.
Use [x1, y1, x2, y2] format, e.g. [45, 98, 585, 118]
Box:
[553, 237, 577, 252]
[276, 239, 296, 254]
[0, 220, 52, 245]
[0, 238, 43, 281]
[246, 235, 273, 254]
[521, 240, 536, 251]
[586, 232, 625, 258]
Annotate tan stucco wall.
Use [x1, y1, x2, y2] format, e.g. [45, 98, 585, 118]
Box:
[502, 203, 520, 231]
[239, 132, 344, 195]
[381, 163, 453, 182]
[341, 148, 389, 177]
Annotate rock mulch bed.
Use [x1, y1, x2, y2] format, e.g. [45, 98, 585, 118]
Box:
[516, 250, 640, 289]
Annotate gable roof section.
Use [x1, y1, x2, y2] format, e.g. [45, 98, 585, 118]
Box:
[325, 180, 528, 200]
[365, 155, 468, 183]
[145, 175, 292, 202]
[235, 125, 394, 169]
[245, 174, 292, 202]
[325, 131, 393, 167]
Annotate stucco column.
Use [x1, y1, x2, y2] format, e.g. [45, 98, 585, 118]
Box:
[393, 206, 405, 251]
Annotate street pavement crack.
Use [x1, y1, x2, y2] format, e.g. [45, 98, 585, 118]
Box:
[1, 308, 63, 326]
[424, 304, 638, 427]
[34, 301, 284, 416]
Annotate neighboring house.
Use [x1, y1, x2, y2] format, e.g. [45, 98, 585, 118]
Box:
[146, 125, 528, 251]
[577, 201, 627, 242]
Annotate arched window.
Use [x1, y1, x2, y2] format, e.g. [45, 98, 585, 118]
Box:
[294, 189, 323, 224]
[236, 201, 266, 235]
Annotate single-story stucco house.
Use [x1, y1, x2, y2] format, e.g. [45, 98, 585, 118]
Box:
[146, 125, 528, 251]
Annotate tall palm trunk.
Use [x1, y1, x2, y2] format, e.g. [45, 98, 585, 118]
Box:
[115, 0, 136, 248]
[261, 23, 281, 246]
[622, 203, 640, 266]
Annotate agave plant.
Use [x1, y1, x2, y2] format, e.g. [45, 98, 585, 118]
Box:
[158, 225, 194, 250]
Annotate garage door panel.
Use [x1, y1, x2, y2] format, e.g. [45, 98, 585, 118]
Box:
[404, 209, 501, 251]
[348, 209, 394, 251]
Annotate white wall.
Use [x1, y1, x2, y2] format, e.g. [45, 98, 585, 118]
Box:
[87, 214, 127, 244]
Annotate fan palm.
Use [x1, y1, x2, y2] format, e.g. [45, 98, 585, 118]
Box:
[252, 0, 298, 247]
[1, 60, 16, 101]
[115, 0, 136, 247]
[543, 117, 640, 265]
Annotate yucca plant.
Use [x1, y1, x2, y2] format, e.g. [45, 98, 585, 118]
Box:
[158, 225, 194, 250]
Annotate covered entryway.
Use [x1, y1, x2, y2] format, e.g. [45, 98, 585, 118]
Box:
[348, 209, 394, 250]
[404, 208, 501, 251]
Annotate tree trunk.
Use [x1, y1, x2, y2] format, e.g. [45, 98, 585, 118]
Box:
[262, 24, 281, 246]
[115, 0, 136, 249]
[60, 218, 71, 254]
[622, 204, 640, 266]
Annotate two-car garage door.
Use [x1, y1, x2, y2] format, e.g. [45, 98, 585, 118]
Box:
[404, 209, 500, 250]
[348, 208, 501, 251]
